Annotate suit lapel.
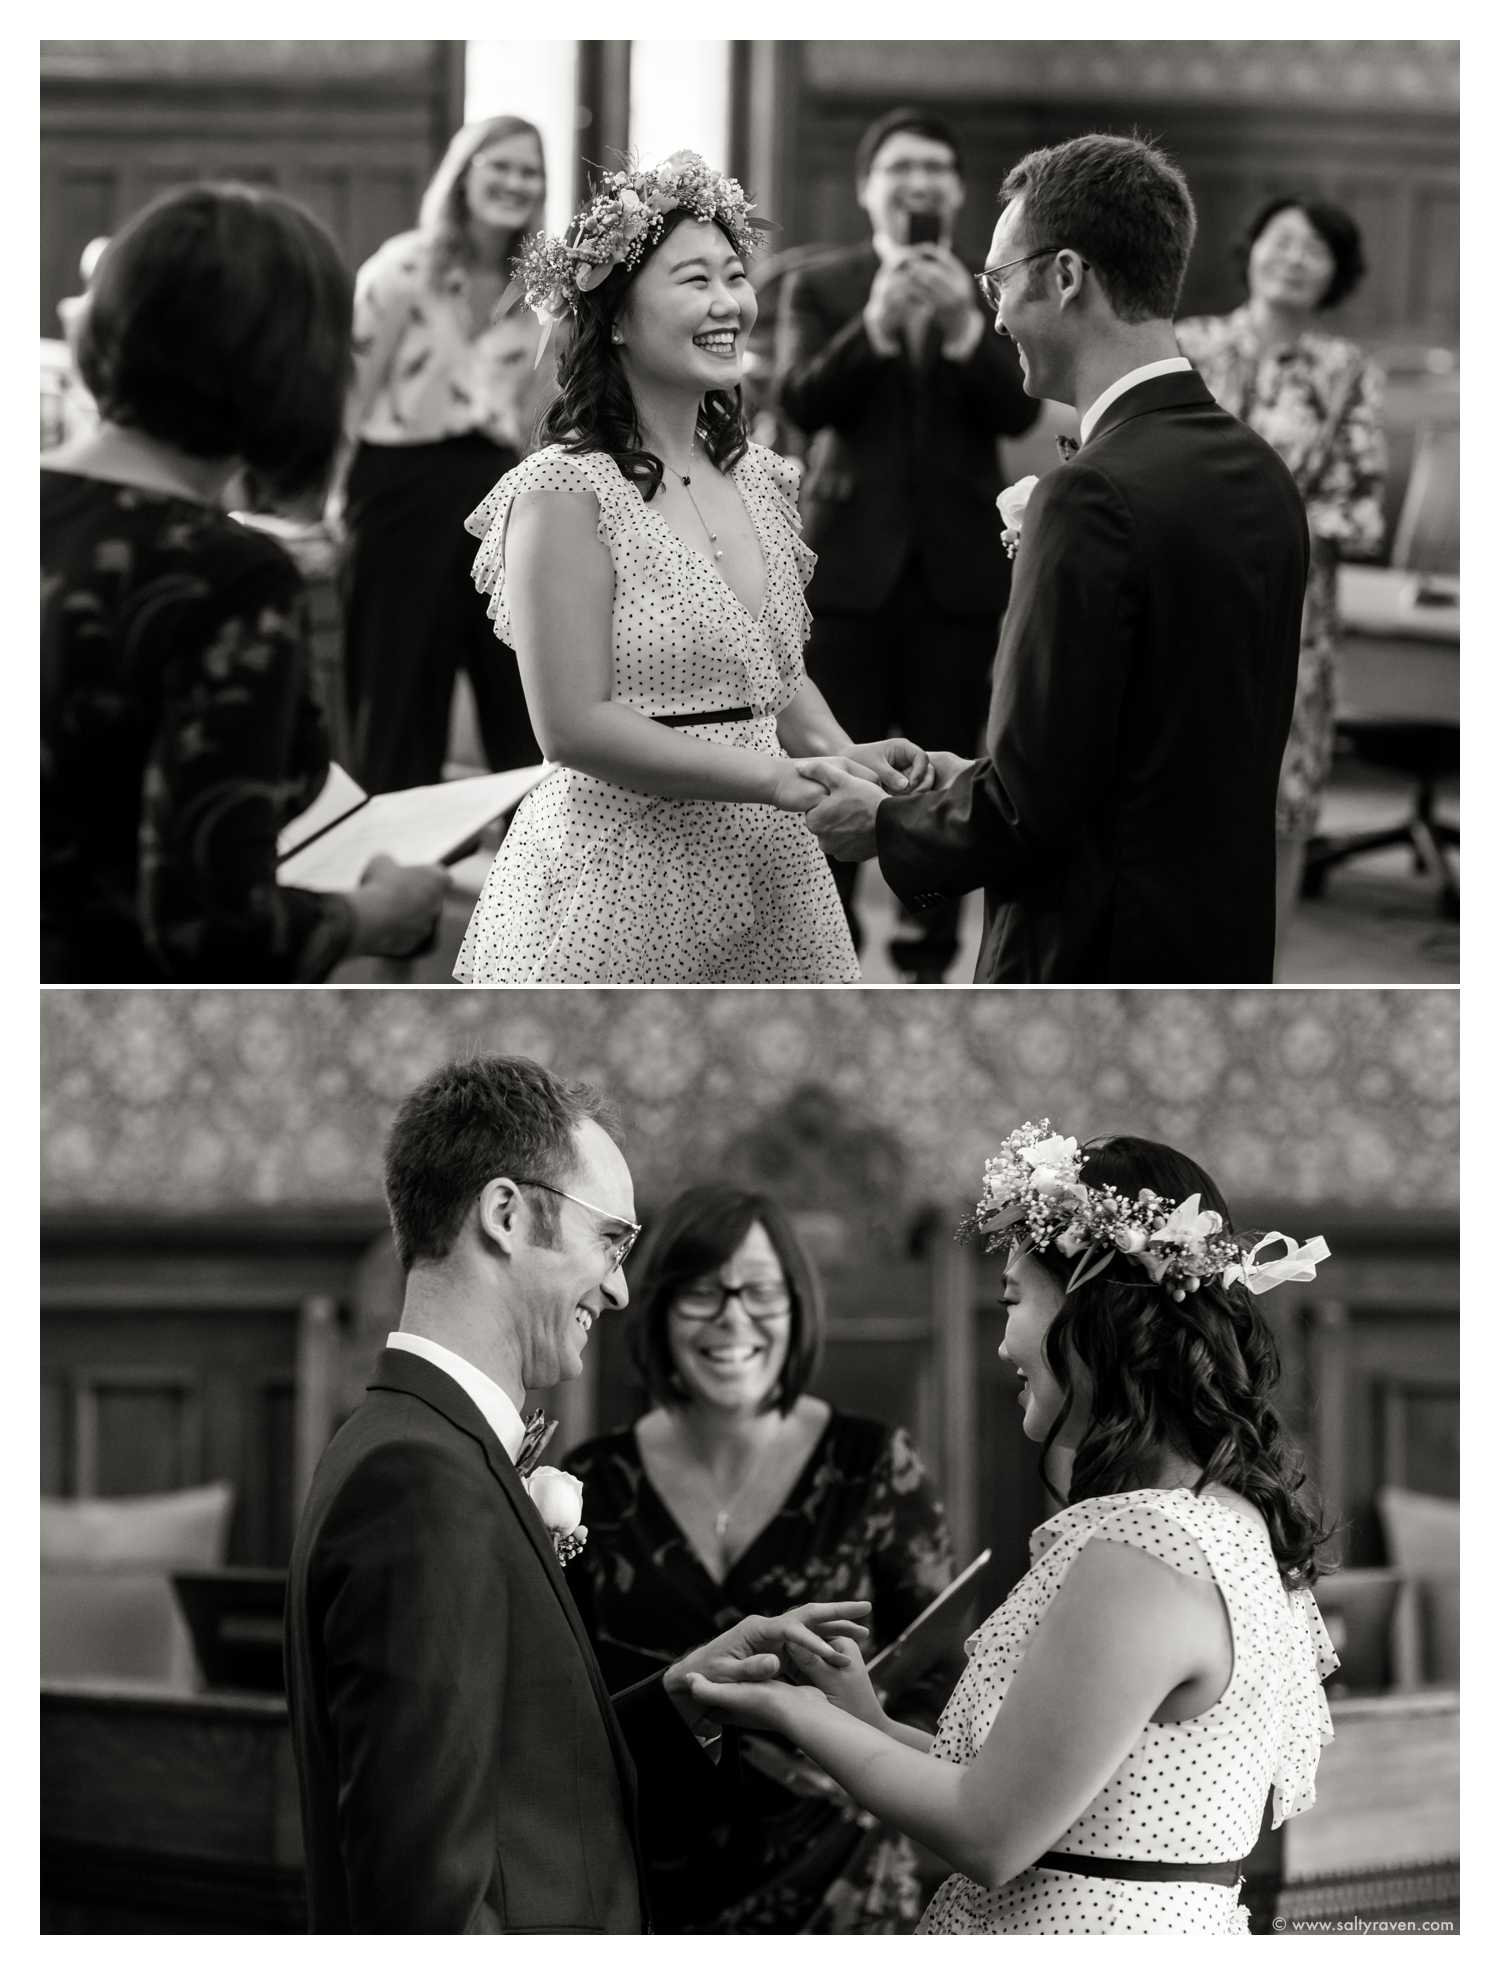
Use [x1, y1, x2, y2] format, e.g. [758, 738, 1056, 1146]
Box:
[367, 1351, 642, 1823]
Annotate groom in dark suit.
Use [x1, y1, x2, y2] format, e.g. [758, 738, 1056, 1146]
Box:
[803, 133, 1308, 984]
[285, 1054, 868, 1931]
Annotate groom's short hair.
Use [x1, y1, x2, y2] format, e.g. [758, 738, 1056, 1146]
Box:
[383, 1054, 620, 1272]
[1000, 133, 1196, 323]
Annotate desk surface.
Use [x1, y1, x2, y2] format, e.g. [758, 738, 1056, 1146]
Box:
[1340, 566, 1459, 646]
[1285, 1691, 1458, 1881]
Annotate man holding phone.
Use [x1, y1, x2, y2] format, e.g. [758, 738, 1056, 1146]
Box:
[775, 107, 1038, 980]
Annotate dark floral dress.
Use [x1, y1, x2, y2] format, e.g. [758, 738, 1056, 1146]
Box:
[562, 1410, 956, 1933]
[42, 472, 353, 980]
[1176, 309, 1388, 838]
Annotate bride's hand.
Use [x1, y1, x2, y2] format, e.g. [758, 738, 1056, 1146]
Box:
[681, 1671, 808, 1734]
[784, 1634, 888, 1731]
[770, 756, 880, 812]
[843, 737, 935, 794]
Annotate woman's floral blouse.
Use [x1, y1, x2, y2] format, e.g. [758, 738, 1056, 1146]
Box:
[1177, 306, 1388, 838]
[347, 231, 542, 451]
[563, 1411, 957, 1933]
[42, 472, 352, 981]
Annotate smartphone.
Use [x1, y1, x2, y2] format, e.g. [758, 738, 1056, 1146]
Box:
[905, 209, 942, 248]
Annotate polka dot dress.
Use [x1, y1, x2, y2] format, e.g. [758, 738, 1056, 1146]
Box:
[918, 1489, 1339, 1935]
[453, 442, 860, 983]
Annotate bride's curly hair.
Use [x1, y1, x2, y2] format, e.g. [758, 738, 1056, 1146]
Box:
[535, 209, 749, 500]
[1029, 1135, 1335, 1587]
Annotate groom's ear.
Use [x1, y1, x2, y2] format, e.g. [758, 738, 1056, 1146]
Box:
[476, 1176, 524, 1257]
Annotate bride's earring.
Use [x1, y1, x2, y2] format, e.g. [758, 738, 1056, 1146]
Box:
[611, 325, 624, 346]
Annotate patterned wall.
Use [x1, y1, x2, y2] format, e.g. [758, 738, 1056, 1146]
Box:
[801, 39, 1459, 108]
[42, 989, 1457, 1219]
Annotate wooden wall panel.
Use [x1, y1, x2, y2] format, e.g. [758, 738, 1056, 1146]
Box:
[41, 1215, 375, 1566]
[39, 41, 463, 333]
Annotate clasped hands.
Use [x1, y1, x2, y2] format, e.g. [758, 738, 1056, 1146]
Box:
[673, 1608, 891, 1742]
[662, 1600, 873, 1738]
[772, 741, 973, 862]
[867, 241, 979, 347]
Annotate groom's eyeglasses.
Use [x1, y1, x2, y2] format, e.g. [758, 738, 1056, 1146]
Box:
[515, 1179, 641, 1272]
[975, 246, 1086, 311]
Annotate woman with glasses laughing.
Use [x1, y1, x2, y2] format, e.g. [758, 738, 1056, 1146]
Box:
[560, 1181, 955, 1932]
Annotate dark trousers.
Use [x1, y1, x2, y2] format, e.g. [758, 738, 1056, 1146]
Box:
[805, 557, 999, 977]
[342, 435, 538, 794]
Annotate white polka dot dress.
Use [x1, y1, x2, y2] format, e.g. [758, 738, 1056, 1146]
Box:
[918, 1488, 1339, 1935]
[453, 442, 860, 983]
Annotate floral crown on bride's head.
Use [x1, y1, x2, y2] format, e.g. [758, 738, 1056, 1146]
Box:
[509, 150, 768, 360]
[956, 1120, 1330, 1303]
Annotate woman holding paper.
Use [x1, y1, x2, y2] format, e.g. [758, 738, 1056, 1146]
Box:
[42, 183, 448, 982]
[684, 1133, 1340, 1935]
[561, 1183, 957, 1932]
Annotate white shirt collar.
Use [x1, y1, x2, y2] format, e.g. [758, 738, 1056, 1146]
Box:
[1079, 355, 1192, 444]
[386, 1331, 527, 1463]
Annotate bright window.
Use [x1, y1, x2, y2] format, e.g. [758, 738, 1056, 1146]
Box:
[465, 41, 581, 238]
[628, 40, 731, 175]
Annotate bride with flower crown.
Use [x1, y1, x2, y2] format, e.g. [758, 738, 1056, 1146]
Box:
[454, 153, 926, 983]
[682, 1127, 1340, 1935]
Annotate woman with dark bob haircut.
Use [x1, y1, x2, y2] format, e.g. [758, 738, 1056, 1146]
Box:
[561, 1181, 958, 1930]
[1179, 197, 1387, 952]
[683, 1132, 1341, 1935]
[42, 182, 448, 982]
[454, 151, 929, 983]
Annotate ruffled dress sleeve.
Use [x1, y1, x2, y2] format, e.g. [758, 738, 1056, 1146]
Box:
[1076, 1493, 1218, 1583]
[465, 446, 636, 645]
[742, 443, 816, 677]
[1272, 1585, 1339, 1825]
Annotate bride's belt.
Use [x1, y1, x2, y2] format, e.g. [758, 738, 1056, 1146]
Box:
[650, 706, 758, 727]
[1034, 1850, 1243, 1887]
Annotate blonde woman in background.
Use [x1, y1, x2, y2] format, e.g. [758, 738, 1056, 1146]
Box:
[334, 116, 551, 792]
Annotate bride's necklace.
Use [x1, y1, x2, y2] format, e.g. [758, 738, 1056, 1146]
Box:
[660, 438, 725, 562]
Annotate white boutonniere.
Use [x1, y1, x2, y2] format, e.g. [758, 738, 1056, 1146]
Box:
[997, 475, 1039, 560]
[524, 1465, 588, 1565]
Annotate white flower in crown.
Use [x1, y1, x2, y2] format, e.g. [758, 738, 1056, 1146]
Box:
[525, 1465, 588, 1565]
[1019, 1133, 1081, 1193]
[997, 475, 1040, 560]
[1150, 1193, 1224, 1251]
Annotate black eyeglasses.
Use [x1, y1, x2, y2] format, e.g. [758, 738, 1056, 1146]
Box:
[975, 246, 1087, 311]
[671, 1280, 793, 1323]
[514, 1179, 640, 1272]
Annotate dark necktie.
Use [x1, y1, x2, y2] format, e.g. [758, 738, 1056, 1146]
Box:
[1056, 433, 1080, 463]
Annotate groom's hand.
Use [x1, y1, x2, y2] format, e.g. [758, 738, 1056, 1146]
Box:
[843, 737, 934, 794]
[663, 1601, 872, 1732]
[926, 749, 976, 793]
[802, 762, 886, 862]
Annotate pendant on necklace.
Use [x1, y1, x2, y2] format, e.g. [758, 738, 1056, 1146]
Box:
[714, 1509, 730, 1537]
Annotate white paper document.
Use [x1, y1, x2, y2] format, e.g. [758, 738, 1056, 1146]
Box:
[277, 763, 552, 892]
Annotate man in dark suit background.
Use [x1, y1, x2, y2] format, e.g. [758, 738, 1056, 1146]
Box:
[802, 132, 1308, 984]
[285, 1054, 869, 1932]
[776, 107, 1038, 980]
